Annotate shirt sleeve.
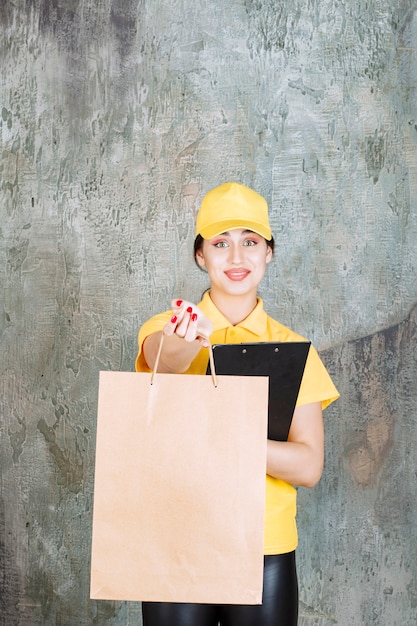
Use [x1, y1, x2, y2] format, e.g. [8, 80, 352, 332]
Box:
[296, 344, 340, 410]
[135, 310, 172, 372]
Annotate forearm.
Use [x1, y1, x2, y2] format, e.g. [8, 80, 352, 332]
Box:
[266, 439, 324, 488]
[266, 401, 324, 488]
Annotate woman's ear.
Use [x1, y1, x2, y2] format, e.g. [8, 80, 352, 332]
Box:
[195, 249, 205, 267]
[265, 244, 273, 264]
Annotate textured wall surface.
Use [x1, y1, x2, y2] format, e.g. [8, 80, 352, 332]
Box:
[1, 1, 416, 624]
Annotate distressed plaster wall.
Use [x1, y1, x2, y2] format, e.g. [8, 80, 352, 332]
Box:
[1, 1, 416, 624]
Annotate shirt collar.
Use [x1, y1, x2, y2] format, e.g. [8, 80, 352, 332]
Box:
[199, 291, 268, 337]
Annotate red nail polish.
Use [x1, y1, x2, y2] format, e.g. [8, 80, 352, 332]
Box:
[191, 313, 198, 322]
[176, 300, 183, 306]
[187, 306, 192, 313]
[170, 315, 177, 323]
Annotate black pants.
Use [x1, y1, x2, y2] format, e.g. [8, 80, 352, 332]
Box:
[142, 552, 298, 626]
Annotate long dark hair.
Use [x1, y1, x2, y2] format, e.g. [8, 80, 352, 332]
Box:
[193, 234, 275, 269]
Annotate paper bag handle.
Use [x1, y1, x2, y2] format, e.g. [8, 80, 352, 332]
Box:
[150, 333, 218, 388]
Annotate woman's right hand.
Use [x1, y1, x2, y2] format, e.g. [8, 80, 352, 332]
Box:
[163, 299, 213, 348]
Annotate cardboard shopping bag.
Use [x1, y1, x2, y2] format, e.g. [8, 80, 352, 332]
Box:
[90, 341, 269, 604]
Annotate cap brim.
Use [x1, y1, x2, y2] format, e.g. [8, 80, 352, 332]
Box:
[199, 220, 272, 240]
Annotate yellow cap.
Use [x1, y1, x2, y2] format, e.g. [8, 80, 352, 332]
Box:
[195, 182, 272, 240]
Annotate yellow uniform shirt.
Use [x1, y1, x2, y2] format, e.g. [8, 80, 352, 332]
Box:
[136, 292, 339, 555]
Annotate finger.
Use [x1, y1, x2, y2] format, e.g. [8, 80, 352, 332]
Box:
[184, 312, 199, 342]
[169, 299, 189, 330]
[175, 306, 193, 338]
[163, 314, 179, 336]
[170, 299, 184, 312]
[197, 335, 210, 348]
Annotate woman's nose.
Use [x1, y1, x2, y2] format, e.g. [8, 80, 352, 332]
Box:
[229, 244, 243, 264]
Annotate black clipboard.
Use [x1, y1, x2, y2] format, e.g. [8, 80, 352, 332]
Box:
[207, 341, 311, 441]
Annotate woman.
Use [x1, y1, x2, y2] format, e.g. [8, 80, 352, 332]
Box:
[136, 182, 339, 626]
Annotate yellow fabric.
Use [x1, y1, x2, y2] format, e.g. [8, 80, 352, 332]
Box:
[135, 292, 340, 554]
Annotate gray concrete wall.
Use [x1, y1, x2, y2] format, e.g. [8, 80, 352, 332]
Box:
[1, 1, 416, 624]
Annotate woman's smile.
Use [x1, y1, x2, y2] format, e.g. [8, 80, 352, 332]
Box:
[224, 267, 251, 281]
